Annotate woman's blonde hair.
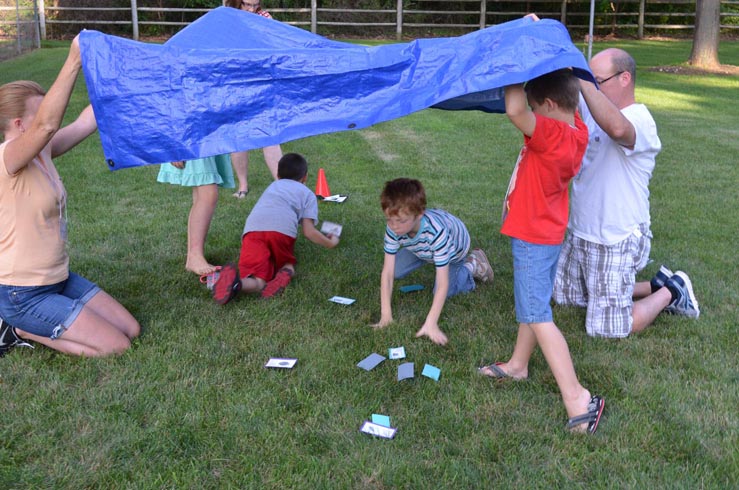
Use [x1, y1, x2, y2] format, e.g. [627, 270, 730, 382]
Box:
[0, 80, 45, 135]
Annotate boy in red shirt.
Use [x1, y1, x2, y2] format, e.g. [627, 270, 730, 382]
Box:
[479, 69, 604, 434]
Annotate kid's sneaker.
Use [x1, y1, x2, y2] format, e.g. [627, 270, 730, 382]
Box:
[467, 248, 494, 283]
[650, 265, 674, 293]
[261, 269, 293, 299]
[200, 266, 222, 291]
[213, 264, 241, 305]
[664, 271, 700, 318]
[0, 319, 34, 357]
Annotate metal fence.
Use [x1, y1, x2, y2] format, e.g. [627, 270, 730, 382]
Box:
[4, 1, 739, 51]
[0, 0, 40, 61]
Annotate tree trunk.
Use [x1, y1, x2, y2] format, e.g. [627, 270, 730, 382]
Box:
[689, 0, 721, 68]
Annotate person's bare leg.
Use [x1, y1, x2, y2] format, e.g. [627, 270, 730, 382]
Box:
[262, 145, 282, 180]
[632, 281, 653, 300]
[186, 184, 219, 275]
[529, 321, 592, 432]
[16, 292, 139, 357]
[240, 276, 267, 294]
[230, 151, 249, 195]
[631, 287, 672, 334]
[83, 289, 140, 339]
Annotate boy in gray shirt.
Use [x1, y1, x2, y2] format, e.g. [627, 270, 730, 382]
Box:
[213, 153, 339, 304]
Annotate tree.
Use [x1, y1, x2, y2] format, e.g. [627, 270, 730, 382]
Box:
[689, 0, 721, 68]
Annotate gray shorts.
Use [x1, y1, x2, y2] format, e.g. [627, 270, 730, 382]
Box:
[553, 223, 651, 338]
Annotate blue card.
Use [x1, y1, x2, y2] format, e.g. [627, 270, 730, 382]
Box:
[421, 364, 441, 381]
[371, 414, 391, 427]
[398, 362, 414, 380]
[357, 353, 386, 371]
[399, 284, 424, 293]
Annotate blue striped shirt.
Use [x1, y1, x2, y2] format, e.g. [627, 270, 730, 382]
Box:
[384, 209, 470, 267]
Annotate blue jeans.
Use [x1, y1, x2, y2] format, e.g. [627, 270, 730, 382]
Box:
[511, 238, 562, 324]
[0, 272, 100, 339]
[394, 248, 475, 298]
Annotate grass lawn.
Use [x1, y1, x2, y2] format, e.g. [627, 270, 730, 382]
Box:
[1, 39, 737, 488]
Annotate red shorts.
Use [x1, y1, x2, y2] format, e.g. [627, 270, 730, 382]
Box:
[239, 231, 297, 282]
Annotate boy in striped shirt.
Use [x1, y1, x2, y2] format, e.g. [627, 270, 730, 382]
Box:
[372, 178, 493, 345]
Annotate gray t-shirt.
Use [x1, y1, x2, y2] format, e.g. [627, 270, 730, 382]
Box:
[243, 179, 318, 238]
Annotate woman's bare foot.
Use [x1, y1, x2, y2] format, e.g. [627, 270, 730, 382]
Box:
[186, 256, 218, 276]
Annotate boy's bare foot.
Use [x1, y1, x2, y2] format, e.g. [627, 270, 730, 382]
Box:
[564, 389, 595, 433]
[415, 325, 448, 345]
[186, 256, 218, 276]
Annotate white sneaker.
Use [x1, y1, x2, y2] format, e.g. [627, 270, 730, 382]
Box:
[467, 248, 494, 283]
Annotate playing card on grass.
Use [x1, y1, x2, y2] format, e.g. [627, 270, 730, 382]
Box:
[329, 296, 356, 305]
[357, 353, 386, 371]
[265, 358, 298, 369]
[360, 421, 397, 439]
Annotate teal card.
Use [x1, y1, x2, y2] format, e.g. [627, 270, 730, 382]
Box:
[421, 364, 441, 381]
[371, 414, 391, 427]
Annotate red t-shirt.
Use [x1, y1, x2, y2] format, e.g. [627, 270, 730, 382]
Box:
[500, 112, 588, 245]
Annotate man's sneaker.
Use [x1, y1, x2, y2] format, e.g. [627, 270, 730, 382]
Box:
[467, 248, 494, 283]
[213, 264, 241, 305]
[0, 319, 34, 358]
[650, 265, 674, 293]
[261, 268, 293, 298]
[665, 271, 700, 318]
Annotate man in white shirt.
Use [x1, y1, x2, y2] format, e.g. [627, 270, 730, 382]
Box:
[553, 48, 699, 338]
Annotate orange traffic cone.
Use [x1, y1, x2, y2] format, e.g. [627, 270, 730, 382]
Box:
[315, 168, 331, 198]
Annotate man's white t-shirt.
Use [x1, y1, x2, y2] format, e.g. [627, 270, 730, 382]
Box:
[569, 100, 662, 245]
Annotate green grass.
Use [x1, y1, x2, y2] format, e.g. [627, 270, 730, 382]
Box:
[1, 40, 738, 489]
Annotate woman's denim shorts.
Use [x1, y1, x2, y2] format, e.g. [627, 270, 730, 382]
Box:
[511, 238, 562, 324]
[0, 272, 100, 339]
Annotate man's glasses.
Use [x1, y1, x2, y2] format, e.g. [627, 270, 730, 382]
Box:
[595, 71, 624, 85]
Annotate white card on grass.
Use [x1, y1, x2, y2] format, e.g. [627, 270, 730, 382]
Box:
[360, 421, 397, 439]
[388, 347, 406, 360]
[320, 221, 343, 237]
[329, 296, 356, 305]
[265, 358, 298, 369]
[322, 194, 348, 203]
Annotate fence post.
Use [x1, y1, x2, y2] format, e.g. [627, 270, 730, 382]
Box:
[14, 0, 21, 54]
[311, 0, 317, 33]
[38, 0, 46, 40]
[638, 0, 645, 39]
[396, 0, 403, 40]
[560, 0, 567, 24]
[131, 0, 139, 40]
[33, 0, 40, 48]
[480, 0, 486, 29]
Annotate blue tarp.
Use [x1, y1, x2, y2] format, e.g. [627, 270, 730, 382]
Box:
[79, 7, 593, 170]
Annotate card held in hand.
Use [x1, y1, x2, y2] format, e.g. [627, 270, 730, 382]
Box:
[320, 220, 343, 237]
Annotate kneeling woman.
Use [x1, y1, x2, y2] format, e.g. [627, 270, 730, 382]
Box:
[0, 35, 140, 357]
